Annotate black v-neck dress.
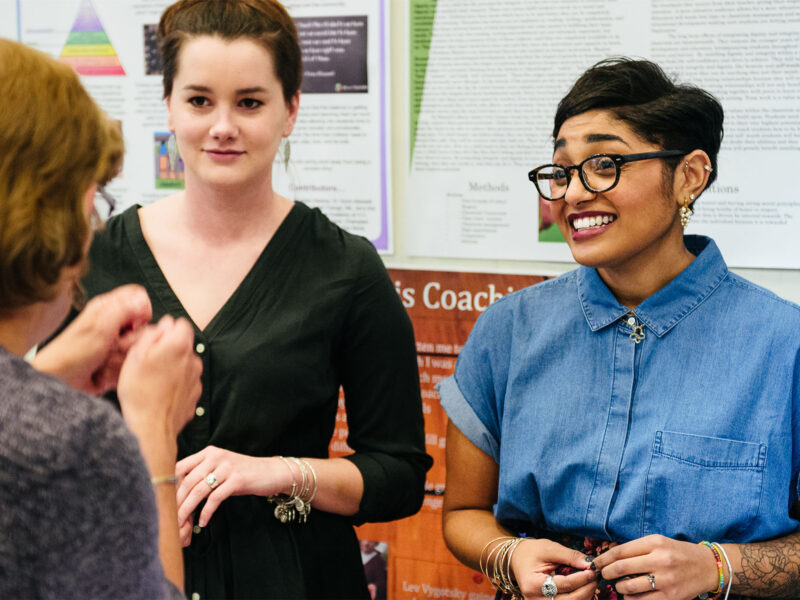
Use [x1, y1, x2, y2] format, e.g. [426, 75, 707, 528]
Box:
[84, 202, 432, 599]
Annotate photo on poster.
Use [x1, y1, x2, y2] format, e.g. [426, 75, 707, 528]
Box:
[154, 131, 185, 189]
[143, 23, 161, 75]
[296, 15, 368, 93]
[538, 195, 564, 243]
[359, 539, 388, 600]
[59, 0, 125, 76]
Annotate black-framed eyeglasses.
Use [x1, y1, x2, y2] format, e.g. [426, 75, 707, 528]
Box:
[528, 150, 686, 201]
[91, 185, 116, 230]
[74, 186, 117, 310]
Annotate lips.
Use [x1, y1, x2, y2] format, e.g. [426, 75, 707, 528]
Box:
[567, 211, 616, 240]
[204, 148, 245, 163]
[205, 149, 244, 156]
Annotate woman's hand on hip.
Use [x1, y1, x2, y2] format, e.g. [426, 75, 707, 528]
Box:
[591, 534, 720, 600]
[175, 447, 292, 545]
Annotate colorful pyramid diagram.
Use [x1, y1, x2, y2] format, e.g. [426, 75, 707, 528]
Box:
[59, 0, 125, 76]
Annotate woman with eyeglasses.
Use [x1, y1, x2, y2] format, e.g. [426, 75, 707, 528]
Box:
[439, 58, 800, 600]
[0, 39, 202, 598]
[78, 1, 431, 598]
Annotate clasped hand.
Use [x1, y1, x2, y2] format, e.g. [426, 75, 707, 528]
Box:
[591, 535, 720, 600]
[508, 538, 596, 599]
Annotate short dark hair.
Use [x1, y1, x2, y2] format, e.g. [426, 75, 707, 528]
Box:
[157, 0, 302, 104]
[554, 57, 723, 190]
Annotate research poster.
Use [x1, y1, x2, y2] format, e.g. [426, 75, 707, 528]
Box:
[407, 0, 800, 268]
[330, 268, 548, 600]
[14, 0, 392, 251]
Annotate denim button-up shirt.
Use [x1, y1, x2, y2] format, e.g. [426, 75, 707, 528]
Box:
[438, 236, 800, 543]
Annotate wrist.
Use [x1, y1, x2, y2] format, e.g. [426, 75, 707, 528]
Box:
[271, 456, 298, 496]
[126, 421, 178, 474]
[30, 350, 70, 380]
[698, 541, 725, 599]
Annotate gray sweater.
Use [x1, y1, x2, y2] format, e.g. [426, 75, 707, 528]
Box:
[0, 346, 182, 599]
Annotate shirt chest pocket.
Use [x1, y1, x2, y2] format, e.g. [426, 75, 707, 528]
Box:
[642, 430, 766, 540]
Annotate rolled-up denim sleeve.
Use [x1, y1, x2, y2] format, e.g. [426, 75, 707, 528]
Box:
[436, 299, 514, 464]
[437, 375, 499, 461]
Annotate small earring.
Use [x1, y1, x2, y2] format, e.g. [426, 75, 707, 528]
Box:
[704, 164, 713, 172]
[680, 198, 694, 229]
[282, 139, 291, 170]
[167, 132, 179, 171]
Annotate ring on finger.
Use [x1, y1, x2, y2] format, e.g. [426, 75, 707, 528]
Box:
[647, 573, 656, 591]
[542, 575, 557, 599]
[205, 472, 218, 489]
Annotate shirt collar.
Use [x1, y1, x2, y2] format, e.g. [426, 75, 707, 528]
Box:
[576, 235, 729, 337]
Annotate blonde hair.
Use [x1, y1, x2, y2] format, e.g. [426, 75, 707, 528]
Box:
[0, 39, 123, 311]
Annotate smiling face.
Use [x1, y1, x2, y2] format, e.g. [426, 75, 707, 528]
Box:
[550, 109, 686, 276]
[166, 35, 299, 193]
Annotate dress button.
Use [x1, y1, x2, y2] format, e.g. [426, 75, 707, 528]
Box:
[193, 525, 202, 535]
[195, 342, 206, 354]
[191, 593, 200, 600]
[195, 406, 205, 417]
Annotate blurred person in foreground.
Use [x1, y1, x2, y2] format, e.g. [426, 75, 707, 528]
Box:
[0, 38, 201, 599]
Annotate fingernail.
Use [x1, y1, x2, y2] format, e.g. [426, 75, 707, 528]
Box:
[198, 520, 206, 527]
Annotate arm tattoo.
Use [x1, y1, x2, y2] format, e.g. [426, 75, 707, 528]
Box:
[734, 531, 800, 597]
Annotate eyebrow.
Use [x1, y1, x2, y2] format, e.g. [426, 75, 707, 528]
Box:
[181, 85, 269, 95]
[586, 133, 628, 145]
[553, 133, 630, 150]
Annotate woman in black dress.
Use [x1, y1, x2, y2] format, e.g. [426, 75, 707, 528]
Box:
[83, 1, 431, 598]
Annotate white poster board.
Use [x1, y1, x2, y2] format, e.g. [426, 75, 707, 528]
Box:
[16, 0, 392, 251]
[406, 0, 800, 268]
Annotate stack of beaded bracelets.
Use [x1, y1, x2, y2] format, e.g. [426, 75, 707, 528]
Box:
[698, 541, 733, 600]
[267, 456, 318, 524]
[479, 536, 525, 600]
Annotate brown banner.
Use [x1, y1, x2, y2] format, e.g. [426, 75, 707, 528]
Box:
[331, 268, 548, 599]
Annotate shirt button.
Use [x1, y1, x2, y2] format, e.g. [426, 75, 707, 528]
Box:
[193, 525, 202, 534]
[191, 593, 200, 600]
[195, 406, 206, 417]
[627, 317, 636, 326]
[195, 342, 206, 354]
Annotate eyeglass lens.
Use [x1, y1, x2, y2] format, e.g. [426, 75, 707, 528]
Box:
[535, 155, 618, 200]
[94, 186, 115, 220]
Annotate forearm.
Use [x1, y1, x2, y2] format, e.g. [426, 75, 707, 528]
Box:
[130, 428, 184, 592]
[442, 506, 514, 571]
[299, 457, 363, 516]
[724, 532, 800, 598]
[152, 481, 185, 592]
